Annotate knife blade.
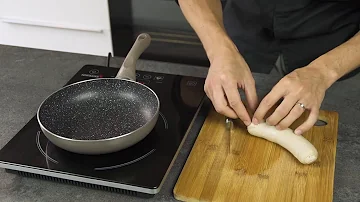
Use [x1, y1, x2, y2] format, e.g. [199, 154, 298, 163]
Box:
[225, 117, 234, 154]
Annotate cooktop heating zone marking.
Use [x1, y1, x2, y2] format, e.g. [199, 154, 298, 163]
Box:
[159, 112, 168, 129]
[94, 149, 156, 171]
[36, 131, 58, 164]
[37, 130, 157, 171]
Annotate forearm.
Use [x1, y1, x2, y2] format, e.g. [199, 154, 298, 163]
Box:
[178, 0, 237, 62]
[310, 31, 360, 88]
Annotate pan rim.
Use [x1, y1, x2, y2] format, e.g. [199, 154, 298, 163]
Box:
[36, 77, 160, 142]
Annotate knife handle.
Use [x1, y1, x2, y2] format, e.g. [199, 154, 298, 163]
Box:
[225, 117, 234, 130]
[225, 117, 233, 153]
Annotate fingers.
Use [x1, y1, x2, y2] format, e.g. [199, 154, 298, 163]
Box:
[223, 81, 251, 125]
[252, 85, 285, 124]
[243, 79, 258, 115]
[211, 83, 238, 118]
[266, 96, 298, 126]
[276, 102, 306, 130]
[294, 108, 319, 135]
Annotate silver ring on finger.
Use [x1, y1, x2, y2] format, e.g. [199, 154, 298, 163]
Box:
[297, 102, 306, 110]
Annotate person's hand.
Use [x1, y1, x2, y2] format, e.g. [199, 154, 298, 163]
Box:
[252, 65, 330, 135]
[205, 44, 258, 126]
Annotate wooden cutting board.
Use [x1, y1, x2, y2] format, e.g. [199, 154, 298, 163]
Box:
[173, 105, 338, 202]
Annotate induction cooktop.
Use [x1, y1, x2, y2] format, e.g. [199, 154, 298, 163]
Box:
[0, 63, 206, 198]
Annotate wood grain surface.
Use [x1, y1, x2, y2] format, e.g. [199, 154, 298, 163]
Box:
[173, 106, 338, 202]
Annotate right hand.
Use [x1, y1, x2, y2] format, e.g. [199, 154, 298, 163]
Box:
[205, 44, 258, 126]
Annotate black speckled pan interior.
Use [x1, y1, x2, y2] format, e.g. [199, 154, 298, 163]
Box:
[38, 78, 159, 140]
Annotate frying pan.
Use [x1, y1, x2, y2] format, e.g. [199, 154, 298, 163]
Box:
[36, 33, 160, 155]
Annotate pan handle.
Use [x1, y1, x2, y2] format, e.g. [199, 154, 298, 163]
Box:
[116, 33, 152, 80]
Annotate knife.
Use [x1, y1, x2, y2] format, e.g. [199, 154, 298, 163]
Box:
[225, 117, 234, 154]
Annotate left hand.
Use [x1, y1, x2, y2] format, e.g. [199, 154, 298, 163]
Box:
[252, 65, 330, 135]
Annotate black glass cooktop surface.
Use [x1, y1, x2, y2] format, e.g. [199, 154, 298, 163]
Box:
[0, 64, 205, 197]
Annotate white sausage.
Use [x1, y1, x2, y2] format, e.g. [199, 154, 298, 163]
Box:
[247, 123, 318, 164]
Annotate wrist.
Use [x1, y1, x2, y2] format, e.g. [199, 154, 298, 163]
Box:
[308, 58, 339, 89]
[307, 32, 360, 87]
[206, 35, 239, 64]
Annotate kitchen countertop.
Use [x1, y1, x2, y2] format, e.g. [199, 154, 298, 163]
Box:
[0, 44, 359, 202]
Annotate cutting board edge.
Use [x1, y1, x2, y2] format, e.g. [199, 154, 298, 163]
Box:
[172, 131, 206, 200]
[327, 109, 339, 202]
[173, 192, 194, 202]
